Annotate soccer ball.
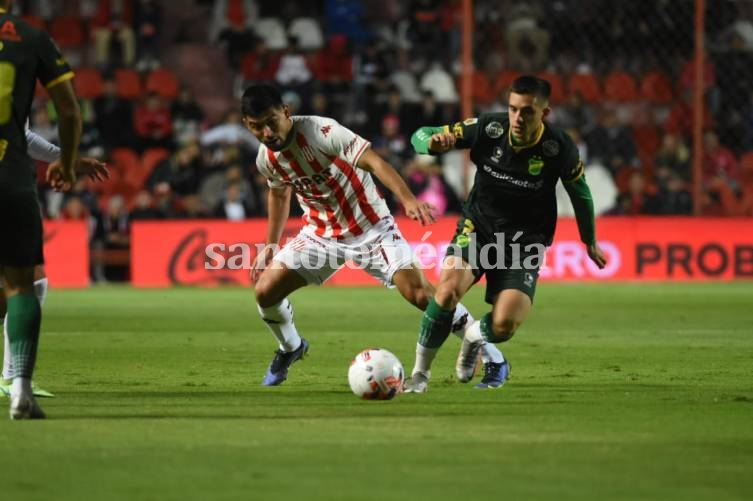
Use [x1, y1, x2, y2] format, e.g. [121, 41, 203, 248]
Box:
[348, 348, 404, 400]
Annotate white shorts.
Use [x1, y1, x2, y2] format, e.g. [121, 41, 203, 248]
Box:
[273, 216, 414, 287]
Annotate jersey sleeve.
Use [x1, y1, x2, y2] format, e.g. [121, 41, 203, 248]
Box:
[256, 148, 285, 189]
[446, 117, 481, 149]
[35, 31, 74, 88]
[324, 120, 371, 165]
[559, 132, 584, 183]
[26, 129, 60, 162]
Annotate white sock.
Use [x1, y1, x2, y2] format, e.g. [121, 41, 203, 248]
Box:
[411, 344, 436, 376]
[34, 278, 48, 306]
[464, 320, 505, 364]
[450, 305, 504, 364]
[450, 303, 473, 333]
[11, 377, 31, 398]
[2, 316, 10, 381]
[2, 278, 47, 380]
[257, 298, 301, 352]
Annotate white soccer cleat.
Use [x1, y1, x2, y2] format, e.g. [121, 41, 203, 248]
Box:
[455, 336, 484, 383]
[403, 371, 430, 393]
[9, 394, 46, 420]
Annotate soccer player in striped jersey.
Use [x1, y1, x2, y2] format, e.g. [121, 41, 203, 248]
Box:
[242, 84, 503, 387]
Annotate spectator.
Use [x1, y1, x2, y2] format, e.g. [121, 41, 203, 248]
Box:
[129, 190, 162, 219]
[586, 107, 637, 177]
[200, 110, 259, 159]
[274, 36, 313, 98]
[612, 171, 661, 215]
[93, 75, 136, 151]
[213, 181, 252, 221]
[404, 154, 461, 215]
[95, 195, 131, 281]
[92, 0, 136, 69]
[147, 140, 202, 197]
[134, 0, 163, 71]
[418, 61, 458, 104]
[655, 171, 693, 215]
[171, 85, 206, 146]
[702, 130, 738, 186]
[134, 92, 173, 152]
[209, 0, 258, 69]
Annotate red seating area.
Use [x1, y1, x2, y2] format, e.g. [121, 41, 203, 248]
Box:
[455, 69, 675, 107]
[88, 147, 171, 211]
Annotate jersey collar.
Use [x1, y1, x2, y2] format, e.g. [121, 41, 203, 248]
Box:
[509, 123, 545, 152]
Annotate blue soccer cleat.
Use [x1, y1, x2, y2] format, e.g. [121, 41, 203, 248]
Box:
[262, 338, 309, 386]
[474, 360, 510, 389]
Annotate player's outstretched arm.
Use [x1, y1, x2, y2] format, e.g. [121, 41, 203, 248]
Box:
[356, 148, 436, 225]
[411, 126, 456, 154]
[563, 173, 607, 269]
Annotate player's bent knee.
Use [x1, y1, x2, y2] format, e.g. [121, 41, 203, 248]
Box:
[491, 318, 518, 342]
[410, 287, 431, 310]
[254, 280, 281, 309]
[434, 285, 461, 310]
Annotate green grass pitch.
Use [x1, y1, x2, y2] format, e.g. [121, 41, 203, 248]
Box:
[1, 283, 752, 500]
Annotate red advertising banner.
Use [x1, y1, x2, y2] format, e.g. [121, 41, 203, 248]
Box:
[43, 220, 90, 287]
[130, 217, 753, 288]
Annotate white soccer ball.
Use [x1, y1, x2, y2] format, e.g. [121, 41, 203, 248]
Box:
[348, 348, 404, 400]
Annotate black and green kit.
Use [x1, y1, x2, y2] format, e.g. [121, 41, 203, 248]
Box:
[412, 112, 597, 302]
[0, 10, 74, 266]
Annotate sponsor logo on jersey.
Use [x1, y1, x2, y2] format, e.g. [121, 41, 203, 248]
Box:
[491, 146, 503, 163]
[343, 136, 359, 157]
[452, 122, 464, 139]
[0, 21, 20, 41]
[288, 169, 334, 191]
[528, 156, 544, 176]
[485, 121, 504, 138]
[482, 164, 544, 190]
[542, 139, 560, 157]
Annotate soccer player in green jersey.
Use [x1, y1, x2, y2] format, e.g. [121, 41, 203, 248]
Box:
[403, 75, 607, 392]
[0, 1, 82, 418]
[0, 129, 107, 399]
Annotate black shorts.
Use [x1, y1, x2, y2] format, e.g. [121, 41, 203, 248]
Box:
[0, 190, 44, 267]
[444, 216, 542, 304]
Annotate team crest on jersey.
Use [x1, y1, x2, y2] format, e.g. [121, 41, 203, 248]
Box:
[491, 146, 503, 163]
[542, 139, 560, 157]
[528, 156, 544, 176]
[463, 118, 478, 126]
[485, 121, 504, 139]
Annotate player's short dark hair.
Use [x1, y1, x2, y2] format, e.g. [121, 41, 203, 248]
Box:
[241, 84, 284, 117]
[510, 75, 551, 100]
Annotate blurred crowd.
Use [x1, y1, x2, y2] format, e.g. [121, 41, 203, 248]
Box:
[14, 0, 753, 280]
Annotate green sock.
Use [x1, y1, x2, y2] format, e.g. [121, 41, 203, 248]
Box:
[418, 298, 454, 348]
[480, 313, 497, 343]
[6, 293, 41, 379]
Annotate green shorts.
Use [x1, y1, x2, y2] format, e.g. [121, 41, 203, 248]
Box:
[0, 190, 44, 267]
[445, 216, 543, 304]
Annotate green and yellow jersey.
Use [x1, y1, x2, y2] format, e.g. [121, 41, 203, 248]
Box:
[0, 8, 73, 191]
[412, 112, 595, 246]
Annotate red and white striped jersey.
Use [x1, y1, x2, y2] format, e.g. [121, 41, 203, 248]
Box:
[256, 115, 390, 238]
